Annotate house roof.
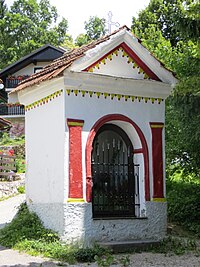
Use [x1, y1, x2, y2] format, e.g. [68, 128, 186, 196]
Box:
[11, 26, 176, 94]
[0, 117, 11, 131]
[0, 44, 66, 79]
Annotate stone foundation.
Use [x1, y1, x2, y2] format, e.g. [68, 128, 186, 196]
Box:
[28, 201, 167, 246]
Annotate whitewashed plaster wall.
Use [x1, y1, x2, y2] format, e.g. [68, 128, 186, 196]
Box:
[64, 91, 165, 202]
[62, 74, 167, 243]
[14, 62, 48, 77]
[25, 90, 65, 205]
[17, 72, 168, 240]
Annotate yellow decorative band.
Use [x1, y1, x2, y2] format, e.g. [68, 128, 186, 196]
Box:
[25, 89, 63, 111]
[152, 198, 166, 202]
[67, 122, 84, 127]
[150, 124, 164, 128]
[66, 89, 164, 104]
[67, 198, 85, 203]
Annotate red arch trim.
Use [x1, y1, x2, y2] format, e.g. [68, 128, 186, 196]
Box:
[85, 114, 150, 202]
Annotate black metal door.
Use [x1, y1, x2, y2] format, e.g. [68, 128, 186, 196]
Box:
[92, 124, 135, 218]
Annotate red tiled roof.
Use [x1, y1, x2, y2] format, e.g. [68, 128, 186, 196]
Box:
[11, 26, 132, 93]
[11, 25, 176, 93]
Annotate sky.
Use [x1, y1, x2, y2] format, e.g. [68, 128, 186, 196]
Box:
[5, 0, 150, 39]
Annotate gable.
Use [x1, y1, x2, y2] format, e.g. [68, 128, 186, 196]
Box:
[83, 43, 160, 81]
[0, 45, 65, 78]
[11, 26, 177, 94]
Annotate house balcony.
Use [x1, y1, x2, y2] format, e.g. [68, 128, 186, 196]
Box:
[5, 75, 30, 89]
[0, 103, 25, 117]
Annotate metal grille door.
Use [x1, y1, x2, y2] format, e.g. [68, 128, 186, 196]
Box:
[92, 124, 136, 218]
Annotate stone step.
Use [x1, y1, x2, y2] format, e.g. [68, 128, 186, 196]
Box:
[98, 240, 160, 253]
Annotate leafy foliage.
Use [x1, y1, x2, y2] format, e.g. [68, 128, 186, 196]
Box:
[155, 236, 198, 255]
[167, 177, 200, 236]
[131, 0, 197, 47]
[176, 0, 200, 41]
[167, 77, 200, 174]
[75, 33, 89, 47]
[0, 133, 25, 146]
[0, 203, 59, 247]
[132, 0, 200, 175]
[84, 16, 107, 41]
[17, 185, 25, 194]
[74, 16, 108, 47]
[61, 34, 76, 50]
[94, 254, 114, 266]
[0, 0, 68, 70]
[0, 203, 110, 263]
[74, 246, 110, 263]
[16, 157, 26, 173]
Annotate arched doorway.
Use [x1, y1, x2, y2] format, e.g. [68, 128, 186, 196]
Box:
[85, 114, 150, 204]
[92, 124, 136, 218]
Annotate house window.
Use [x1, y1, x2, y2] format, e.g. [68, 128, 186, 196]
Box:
[92, 124, 139, 218]
[34, 67, 43, 73]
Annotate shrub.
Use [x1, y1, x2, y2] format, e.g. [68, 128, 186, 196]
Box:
[0, 203, 110, 263]
[167, 179, 200, 237]
[74, 245, 110, 262]
[16, 158, 26, 173]
[0, 203, 59, 248]
[0, 133, 25, 146]
[154, 236, 198, 255]
[17, 185, 25, 194]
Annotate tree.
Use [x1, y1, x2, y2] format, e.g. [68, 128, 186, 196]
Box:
[84, 16, 107, 41]
[62, 34, 76, 50]
[131, 0, 195, 47]
[168, 76, 200, 174]
[0, 0, 7, 19]
[75, 33, 89, 47]
[0, 0, 68, 70]
[73, 16, 108, 47]
[131, 0, 200, 175]
[176, 0, 200, 41]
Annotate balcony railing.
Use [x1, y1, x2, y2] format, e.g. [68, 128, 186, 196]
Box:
[6, 76, 30, 88]
[0, 104, 25, 116]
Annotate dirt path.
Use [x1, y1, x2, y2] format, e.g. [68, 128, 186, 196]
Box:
[0, 247, 199, 267]
[0, 194, 25, 229]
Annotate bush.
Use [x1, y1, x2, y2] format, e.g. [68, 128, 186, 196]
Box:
[0, 133, 25, 146]
[16, 158, 26, 173]
[0, 203, 59, 248]
[17, 185, 25, 194]
[74, 245, 110, 262]
[167, 178, 200, 237]
[154, 236, 198, 255]
[0, 203, 110, 263]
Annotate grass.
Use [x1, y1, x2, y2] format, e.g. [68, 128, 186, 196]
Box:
[149, 236, 199, 256]
[0, 169, 199, 264]
[0, 203, 110, 264]
[0, 203, 199, 266]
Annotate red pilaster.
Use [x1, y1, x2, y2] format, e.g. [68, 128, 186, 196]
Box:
[67, 118, 84, 199]
[150, 122, 164, 199]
